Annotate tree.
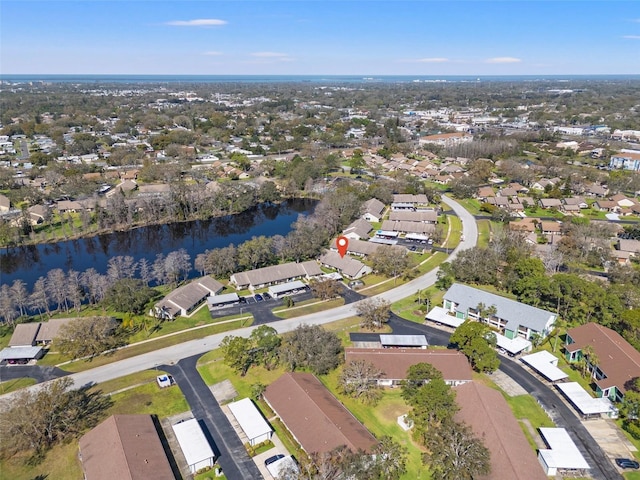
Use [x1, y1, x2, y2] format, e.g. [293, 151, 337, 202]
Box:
[279, 324, 343, 375]
[580, 344, 599, 379]
[103, 278, 157, 315]
[370, 245, 413, 280]
[10, 279, 29, 318]
[369, 436, 409, 480]
[220, 335, 254, 376]
[425, 420, 491, 480]
[249, 325, 281, 370]
[339, 359, 383, 404]
[450, 321, 500, 373]
[356, 297, 391, 330]
[57, 316, 124, 359]
[309, 278, 343, 300]
[0, 377, 112, 458]
[401, 362, 444, 404]
[238, 235, 276, 270]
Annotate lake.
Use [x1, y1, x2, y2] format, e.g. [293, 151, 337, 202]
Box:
[0, 198, 317, 290]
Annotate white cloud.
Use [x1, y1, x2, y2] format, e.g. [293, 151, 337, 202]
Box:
[485, 57, 522, 64]
[622, 35, 640, 39]
[203, 51, 223, 56]
[417, 57, 450, 63]
[165, 19, 227, 27]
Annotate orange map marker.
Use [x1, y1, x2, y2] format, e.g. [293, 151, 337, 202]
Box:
[337, 236, 349, 258]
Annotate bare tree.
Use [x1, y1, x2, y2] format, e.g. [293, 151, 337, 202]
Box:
[164, 248, 191, 284]
[106, 255, 136, 282]
[46, 268, 69, 312]
[138, 258, 152, 286]
[10, 279, 29, 318]
[356, 297, 391, 330]
[339, 359, 383, 404]
[29, 276, 50, 317]
[0, 284, 17, 326]
[309, 277, 343, 300]
[67, 269, 84, 311]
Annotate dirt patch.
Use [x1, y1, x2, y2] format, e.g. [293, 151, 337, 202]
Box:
[211, 379, 237, 404]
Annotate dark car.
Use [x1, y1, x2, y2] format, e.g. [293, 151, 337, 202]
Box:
[265, 454, 285, 466]
[616, 458, 640, 469]
[238, 296, 247, 304]
[255, 294, 264, 302]
[263, 292, 272, 300]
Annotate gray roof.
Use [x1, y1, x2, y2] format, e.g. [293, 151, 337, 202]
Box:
[231, 261, 322, 287]
[618, 239, 640, 254]
[362, 198, 385, 217]
[157, 277, 223, 312]
[35, 317, 76, 343]
[9, 323, 41, 347]
[319, 251, 368, 278]
[208, 293, 240, 305]
[381, 220, 435, 235]
[0, 346, 43, 360]
[388, 210, 437, 223]
[444, 283, 556, 333]
[331, 238, 380, 256]
[343, 218, 373, 239]
[392, 194, 429, 204]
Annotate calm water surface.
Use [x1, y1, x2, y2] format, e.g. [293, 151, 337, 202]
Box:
[0, 199, 317, 290]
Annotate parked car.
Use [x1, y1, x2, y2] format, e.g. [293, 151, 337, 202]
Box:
[263, 292, 272, 300]
[265, 454, 285, 466]
[238, 296, 247, 304]
[255, 294, 264, 302]
[616, 458, 640, 469]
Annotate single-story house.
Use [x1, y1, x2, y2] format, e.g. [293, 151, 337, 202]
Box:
[594, 200, 618, 212]
[230, 261, 322, 291]
[35, 317, 76, 344]
[0, 194, 10, 213]
[342, 218, 373, 240]
[78, 414, 176, 480]
[454, 382, 548, 480]
[318, 251, 372, 279]
[362, 198, 385, 223]
[330, 237, 381, 257]
[538, 221, 563, 236]
[153, 277, 224, 319]
[264, 372, 378, 455]
[392, 194, 429, 205]
[344, 348, 473, 387]
[538, 198, 562, 209]
[443, 283, 557, 340]
[8, 323, 41, 347]
[565, 322, 640, 402]
[380, 220, 435, 235]
[617, 238, 640, 256]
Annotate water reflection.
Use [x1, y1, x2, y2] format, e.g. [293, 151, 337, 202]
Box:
[0, 199, 316, 290]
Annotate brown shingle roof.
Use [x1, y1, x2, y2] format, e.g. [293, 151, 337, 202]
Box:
[454, 382, 548, 480]
[35, 317, 75, 343]
[231, 261, 321, 288]
[362, 198, 385, 218]
[79, 415, 175, 480]
[566, 322, 640, 394]
[264, 372, 378, 455]
[344, 348, 473, 382]
[8, 323, 41, 347]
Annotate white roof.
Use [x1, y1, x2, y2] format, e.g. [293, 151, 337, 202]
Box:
[0, 346, 42, 360]
[494, 332, 532, 355]
[172, 419, 214, 467]
[556, 382, 617, 416]
[425, 306, 465, 328]
[521, 351, 568, 382]
[538, 428, 590, 470]
[268, 280, 306, 295]
[375, 230, 399, 238]
[227, 398, 273, 442]
[380, 335, 428, 347]
[368, 237, 398, 245]
[406, 233, 430, 241]
[207, 293, 239, 305]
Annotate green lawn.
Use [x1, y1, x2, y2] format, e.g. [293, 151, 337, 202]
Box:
[45, 318, 253, 372]
[457, 198, 483, 215]
[272, 297, 345, 319]
[392, 286, 445, 323]
[0, 440, 83, 480]
[105, 381, 189, 418]
[477, 219, 492, 248]
[443, 215, 461, 249]
[0, 377, 37, 394]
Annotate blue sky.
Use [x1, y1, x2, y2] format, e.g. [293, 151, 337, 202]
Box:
[1, 1, 639, 75]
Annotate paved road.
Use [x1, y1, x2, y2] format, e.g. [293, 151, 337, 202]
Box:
[0, 365, 69, 383]
[162, 357, 263, 480]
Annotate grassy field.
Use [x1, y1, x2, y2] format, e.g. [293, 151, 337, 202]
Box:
[0, 377, 37, 394]
[443, 215, 462, 249]
[392, 286, 445, 323]
[477, 219, 492, 248]
[457, 198, 483, 215]
[272, 297, 345, 319]
[41, 317, 253, 372]
[0, 440, 83, 480]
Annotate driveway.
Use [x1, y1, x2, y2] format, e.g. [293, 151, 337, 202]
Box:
[0, 365, 68, 384]
[161, 356, 263, 480]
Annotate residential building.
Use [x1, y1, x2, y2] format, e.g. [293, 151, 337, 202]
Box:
[442, 283, 557, 340]
[565, 322, 640, 401]
[330, 237, 381, 257]
[344, 348, 472, 386]
[362, 198, 385, 223]
[609, 150, 640, 172]
[538, 221, 563, 236]
[318, 251, 372, 279]
[153, 276, 224, 319]
[617, 238, 640, 256]
[0, 194, 11, 213]
[264, 372, 378, 455]
[230, 261, 322, 290]
[342, 218, 373, 240]
[454, 382, 548, 480]
[419, 132, 472, 147]
[78, 415, 176, 480]
[388, 210, 437, 223]
[538, 198, 562, 209]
